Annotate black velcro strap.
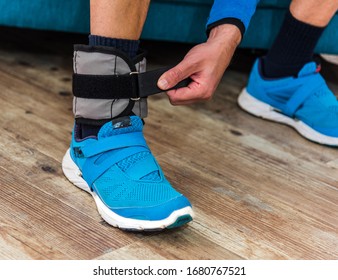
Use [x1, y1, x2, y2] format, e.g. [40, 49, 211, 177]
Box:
[73, 66, 192, 99]
[73, 73, 138, 99]
[137, 66, 191, 98]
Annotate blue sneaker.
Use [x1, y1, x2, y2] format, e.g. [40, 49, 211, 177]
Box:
[238, 59, 338, 146]
[62, 116, 194, 231]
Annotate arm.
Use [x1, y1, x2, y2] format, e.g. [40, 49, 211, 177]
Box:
[158, 24, 241, 105]
[157, 0, 259, 105]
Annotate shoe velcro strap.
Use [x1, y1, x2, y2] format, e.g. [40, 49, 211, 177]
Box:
[284, 74, 324, 117]
[124, 154, 160, 180]
[73, 66, 192, 100]
[81, 132, 147, 157]
[82, 146, 150, 188]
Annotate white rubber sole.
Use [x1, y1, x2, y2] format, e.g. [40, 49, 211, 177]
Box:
[62, 149, 194, 231]
[238, 89, 338, 146]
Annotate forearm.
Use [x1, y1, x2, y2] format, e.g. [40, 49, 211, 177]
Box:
[208, 24, 241, 55]
[206, 23, 241, 78]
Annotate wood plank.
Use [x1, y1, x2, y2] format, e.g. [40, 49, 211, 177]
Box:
[0, 165, 138, 259]
[97, 226, 243, 260]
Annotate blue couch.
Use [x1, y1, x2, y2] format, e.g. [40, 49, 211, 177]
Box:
[1, 0, 337, 54]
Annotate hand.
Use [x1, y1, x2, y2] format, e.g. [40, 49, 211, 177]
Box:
[157, 24, 241, 105]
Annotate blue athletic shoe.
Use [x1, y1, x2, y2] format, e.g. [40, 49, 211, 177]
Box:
[62, 116, 194, 231]
[238, 59, 338, 146]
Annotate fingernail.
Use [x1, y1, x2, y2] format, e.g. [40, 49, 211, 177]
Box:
[158, 78, 168, 90]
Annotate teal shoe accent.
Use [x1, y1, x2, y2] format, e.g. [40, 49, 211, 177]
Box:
[167, 214, 194, 229]
[238, 59, 338, 146]
[62, 116, 194, 231]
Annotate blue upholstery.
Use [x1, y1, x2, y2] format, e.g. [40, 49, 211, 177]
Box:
[0, 0, 337, 54]
[0, 0, 89, 33]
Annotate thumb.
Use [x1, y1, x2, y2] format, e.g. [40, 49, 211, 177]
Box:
[157, 61, 191, 90]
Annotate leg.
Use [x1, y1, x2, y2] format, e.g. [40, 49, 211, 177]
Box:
[82, 0, 150, 137]
[290, 0, 338, 27]
[62, 0, 194, 231]
[238, 0, 338, 146]
[90, 0, 150, 39]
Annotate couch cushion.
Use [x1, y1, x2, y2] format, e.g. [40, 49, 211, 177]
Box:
[258, 0, 290, 8]
[154, 0, 290, 8]
[0, 0, 89, 33]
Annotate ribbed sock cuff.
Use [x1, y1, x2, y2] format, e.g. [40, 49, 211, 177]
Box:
[89, 35, 140, 58]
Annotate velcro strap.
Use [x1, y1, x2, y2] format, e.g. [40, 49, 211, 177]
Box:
[81, 132, 147, 157]
[82, 146, 150, 187]
[284, 74, 324, 117]
[125, 154, 160, 180]
[73, 66, 192, 99]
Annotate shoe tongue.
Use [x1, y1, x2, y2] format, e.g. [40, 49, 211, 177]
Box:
[298, 61, 320, 77]
[98, 116, 143, 138]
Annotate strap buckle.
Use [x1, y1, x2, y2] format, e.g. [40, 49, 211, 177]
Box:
[129, 71, 140, 101]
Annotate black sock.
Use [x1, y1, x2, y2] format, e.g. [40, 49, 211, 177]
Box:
[262, 10, 325, 78]
[80, 35, 140, 138]
[89, 35, 140, 58]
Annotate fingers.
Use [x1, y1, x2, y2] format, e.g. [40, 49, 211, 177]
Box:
[166, 80, 213, 105]
[157, 59, 196, 90]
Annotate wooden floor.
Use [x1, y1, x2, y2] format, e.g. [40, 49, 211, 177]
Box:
[0, 27, 337, 260]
